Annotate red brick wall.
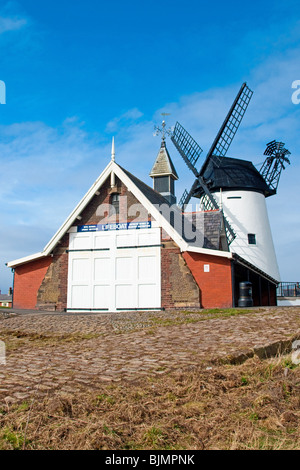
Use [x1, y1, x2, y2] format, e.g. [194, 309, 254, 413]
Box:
[13, 257, 52, 309]
[183, 252, 233, 309]
[74, 176, 151, 227]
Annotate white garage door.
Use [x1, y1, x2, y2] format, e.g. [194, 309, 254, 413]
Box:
[67, 228, 161, 312]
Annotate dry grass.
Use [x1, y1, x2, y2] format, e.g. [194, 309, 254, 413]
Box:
[0, 330, 101, 352]
[0, 355, 299, 450]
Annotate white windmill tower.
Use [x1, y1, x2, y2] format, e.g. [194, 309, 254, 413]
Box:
[170, 83, 291, 281]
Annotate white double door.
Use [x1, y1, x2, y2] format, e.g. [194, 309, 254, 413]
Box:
[67, 228, 161, 312]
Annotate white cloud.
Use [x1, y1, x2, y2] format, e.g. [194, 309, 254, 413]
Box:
[105, 108, 144, 132]
[0, 16, 27, 34]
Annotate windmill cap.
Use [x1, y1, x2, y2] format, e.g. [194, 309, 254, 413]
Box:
[199, 155, 272, 196]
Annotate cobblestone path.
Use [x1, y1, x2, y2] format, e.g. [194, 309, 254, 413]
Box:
[0, 307, 299, 404]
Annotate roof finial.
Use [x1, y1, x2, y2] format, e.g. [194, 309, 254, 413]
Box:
[154, 113, 172, 145]
[111, 137, 115, 162]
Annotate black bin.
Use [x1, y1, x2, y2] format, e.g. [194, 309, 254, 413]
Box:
[238, 282, 253, 307]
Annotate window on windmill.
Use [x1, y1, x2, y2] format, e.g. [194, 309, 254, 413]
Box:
[248, 233, 256, 245]
[111, 193, 120, 215]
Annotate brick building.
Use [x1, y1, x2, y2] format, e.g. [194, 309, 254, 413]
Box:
[0, 294, 12, 308]
[7, 141, 277, 312]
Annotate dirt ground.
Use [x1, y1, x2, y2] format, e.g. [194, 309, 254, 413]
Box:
[0, 307, 299, 450]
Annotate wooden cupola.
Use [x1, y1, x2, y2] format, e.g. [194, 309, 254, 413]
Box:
[150, 140, 178, 205]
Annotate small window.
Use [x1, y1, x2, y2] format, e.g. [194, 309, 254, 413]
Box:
[111, 193, 120, 215]
[248, 233, 256, 245]
[154, 176, 170, 193]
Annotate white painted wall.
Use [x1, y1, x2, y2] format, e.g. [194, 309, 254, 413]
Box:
[213, 190, 280, 281]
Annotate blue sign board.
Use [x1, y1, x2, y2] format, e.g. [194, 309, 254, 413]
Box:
[78, 221, 152, 233]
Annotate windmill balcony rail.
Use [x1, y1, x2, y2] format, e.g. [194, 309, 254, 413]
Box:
[277, 282, 300, 298]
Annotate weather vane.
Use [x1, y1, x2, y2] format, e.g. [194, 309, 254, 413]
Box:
[154, 113, 172, 142]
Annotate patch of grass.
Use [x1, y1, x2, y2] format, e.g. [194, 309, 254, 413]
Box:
[199, 308, 253, 317]
[150, 317, 183, 327]
[0, 428, 27, 450]
[282, 383, 292, 401]
[249, 412, 259, 422]
[165, 392, 177, 402]
[103, 424, 118, 436]
[144, 329, 155, 335]
[183, 308, 252, 316]
[146, 308, 253, 329]
[96, 394, 116, 405]
[156, 366, 167, 372]
[144, 426, 165, 447]
[241, 376, 249, 386]
[283, 357, 299, 370]
[17, 402, 30, 412]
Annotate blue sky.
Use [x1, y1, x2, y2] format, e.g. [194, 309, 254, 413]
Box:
[0, 0, 300, 291]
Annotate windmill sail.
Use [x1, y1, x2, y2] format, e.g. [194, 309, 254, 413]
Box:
[203, 83, 253, 169]
[260, 140, 291, 195]
[179, 181, 199, 209]
[171, 122, 203, 177]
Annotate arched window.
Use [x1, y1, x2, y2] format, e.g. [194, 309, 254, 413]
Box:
[111, 193, 120, 215]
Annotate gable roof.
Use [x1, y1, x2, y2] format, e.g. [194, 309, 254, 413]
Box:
[7, 160, 233, 268]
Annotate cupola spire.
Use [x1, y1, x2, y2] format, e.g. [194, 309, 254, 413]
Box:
[151, 116, 178, 205]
